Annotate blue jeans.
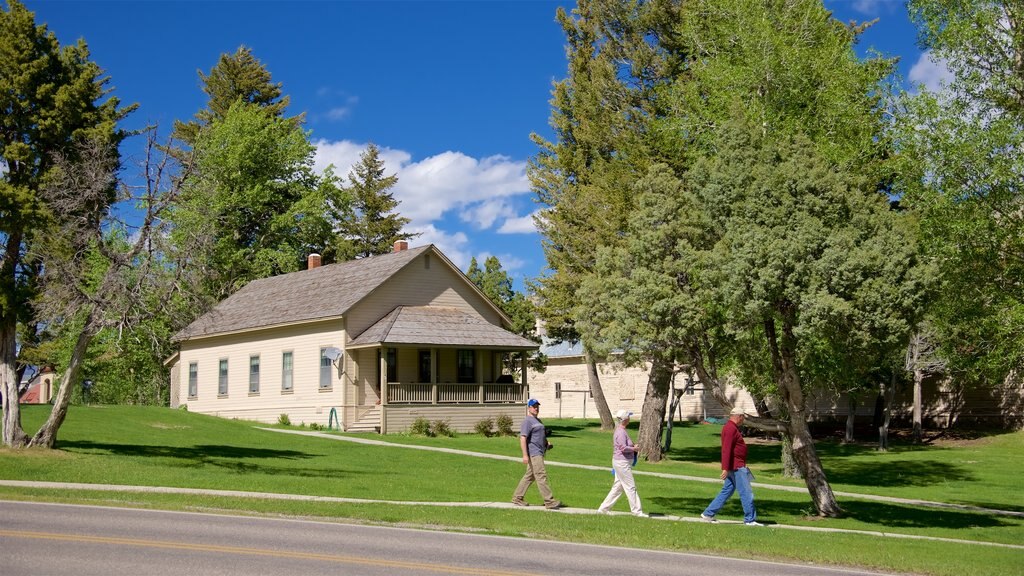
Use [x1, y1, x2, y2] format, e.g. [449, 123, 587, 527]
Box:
[702, 466, 756, 523]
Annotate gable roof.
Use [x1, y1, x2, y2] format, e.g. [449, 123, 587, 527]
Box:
[174, 245, 432, 341]
[349, 306, 538, 350]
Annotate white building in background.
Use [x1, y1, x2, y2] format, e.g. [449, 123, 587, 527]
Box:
[526, 340, 757, 421]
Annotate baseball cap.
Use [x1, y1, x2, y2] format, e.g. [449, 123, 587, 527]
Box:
[527, 399, 541, 407]
[730, 406, 746, 416]
[614, 409, 633, 420]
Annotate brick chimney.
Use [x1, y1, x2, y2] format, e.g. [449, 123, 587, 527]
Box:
[308, 253, 322, 269]
[393, 240, 408, 253]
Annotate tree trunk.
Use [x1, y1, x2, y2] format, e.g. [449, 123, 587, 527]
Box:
[878, 373, 896, 453]
[636, 354, 673, 462]
[766, 315, 841, 516]
[913, 368, 923, 443]
[1, 319, 28, 448]
[844, 395, 857, 443]
[663, 387, 683, 452]
[780, 434, 801, 478]
[584, 347, 614, 431]
[28, 314, 97, 448]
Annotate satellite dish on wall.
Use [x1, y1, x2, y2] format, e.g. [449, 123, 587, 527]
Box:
[324, 347, 343, 362]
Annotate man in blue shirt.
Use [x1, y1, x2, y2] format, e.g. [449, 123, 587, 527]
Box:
[512, 399, 562, 509]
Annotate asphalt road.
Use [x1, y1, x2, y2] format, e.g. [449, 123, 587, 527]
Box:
[0, 500, 889, 575]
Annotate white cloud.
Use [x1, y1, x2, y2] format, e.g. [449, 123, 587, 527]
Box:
[326, 106, 353, 121]
[497, 210, 540, 234]
[849, 0, 900, 15]
[909, 51, 954, 93]
[460, 199, 517, 229]
[313, 139, 531, 230]
[409, 224, 471, 269]
[477, 251, 526, 272]
[312, 90, 359, 123]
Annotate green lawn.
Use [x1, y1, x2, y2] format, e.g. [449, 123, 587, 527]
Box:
[1, 405, 1022, 576]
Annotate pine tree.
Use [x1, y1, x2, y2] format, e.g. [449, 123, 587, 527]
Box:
[1, 0, 133, 447]
[336, 144, 416, 259]
[172, 46, 292, 146]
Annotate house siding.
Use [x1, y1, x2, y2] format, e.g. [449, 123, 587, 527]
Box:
[177, 319, 346, 426]
[530, 357, 1024, 430]
[527, 357, 757, 420]
[346, 253, 504, 338]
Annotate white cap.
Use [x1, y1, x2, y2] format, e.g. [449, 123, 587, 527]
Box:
[730, 406, 746, 416]
[614, 409, 633, 420]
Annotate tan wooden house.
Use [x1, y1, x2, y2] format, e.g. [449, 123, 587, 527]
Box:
[168, 242, 539, 433]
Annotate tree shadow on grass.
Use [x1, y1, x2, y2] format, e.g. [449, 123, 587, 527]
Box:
[58, 441, 362, 480]
[822, 459, 974, 487]
[649, 495, 1014, 530]
[58, 440, 314, 461]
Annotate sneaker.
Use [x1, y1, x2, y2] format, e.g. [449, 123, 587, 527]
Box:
[597, 509, 611, 515]
[744, 520, 764, 526]
[700, 514, 717, 523]
[545, 501, 564, 510]
[633, 512, 649, 518]
[511, 499, 529, 507]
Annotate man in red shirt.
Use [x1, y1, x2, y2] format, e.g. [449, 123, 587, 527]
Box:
[700, 406, 762, 526]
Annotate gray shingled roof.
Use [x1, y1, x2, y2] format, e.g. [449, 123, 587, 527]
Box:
[173, 245, 431, 341]
[349, 306, 539, 350]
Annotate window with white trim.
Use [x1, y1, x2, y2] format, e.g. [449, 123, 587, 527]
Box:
[188, 362, 198, 398]
[319, 348, 333, 389]
[249, 355, 260, 394]
[282, 351, 293, 391]
[218, 359, 228, 396]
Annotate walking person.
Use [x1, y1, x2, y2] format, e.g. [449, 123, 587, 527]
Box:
[598, 409, 647, 517]
[512, 399, 562, 509]
[701, 406, 763, 526]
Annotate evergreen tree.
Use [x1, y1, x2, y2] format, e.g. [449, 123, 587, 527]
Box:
[530, 0, 677, 433]
[172, 46, 292, 146]
[336, 143, 416, 259]
[467, 256, 540, 341]
[0, 0, 133, 446]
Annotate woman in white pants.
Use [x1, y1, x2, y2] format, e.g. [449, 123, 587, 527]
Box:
[597, 409, 647, 517]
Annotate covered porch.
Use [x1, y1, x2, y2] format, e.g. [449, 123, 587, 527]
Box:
[341, 306, 538, 433]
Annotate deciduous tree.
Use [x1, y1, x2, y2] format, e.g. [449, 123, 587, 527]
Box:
[896, 0, 1024, 391]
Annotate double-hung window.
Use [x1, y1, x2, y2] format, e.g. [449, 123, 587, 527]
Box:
[456, 349, 475, 383]
[249, 355, 260, 394]
[282, 351, 293, 391]
[188, 362, 198, 398]
[218, 359, 229, 396]
[319, 348, 333, 389]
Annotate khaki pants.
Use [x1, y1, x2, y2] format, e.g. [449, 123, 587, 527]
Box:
[513, 454, 557, 506]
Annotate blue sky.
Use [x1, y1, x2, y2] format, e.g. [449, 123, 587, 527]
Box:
[23, 0, 945, 291]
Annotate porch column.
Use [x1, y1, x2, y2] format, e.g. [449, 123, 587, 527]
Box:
[520, 352, 528, 402]
[379, 349, 388, 405]
[477, 350, 484, 403]
[430, 348, 437, 404]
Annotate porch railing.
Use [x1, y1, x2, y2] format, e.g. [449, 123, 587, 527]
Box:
[386, 382, 526, 404]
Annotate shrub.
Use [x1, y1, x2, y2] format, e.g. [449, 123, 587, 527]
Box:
[474, 417, 495, 437]
[309, 422, 324, 431]
[410, 417, 433, 436]
[496, 414, 515, 436]
[432, 419, 455, 437]
[277, 413, 291, 426]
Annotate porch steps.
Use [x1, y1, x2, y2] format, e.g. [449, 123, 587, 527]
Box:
[346, 405, 382, 433]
